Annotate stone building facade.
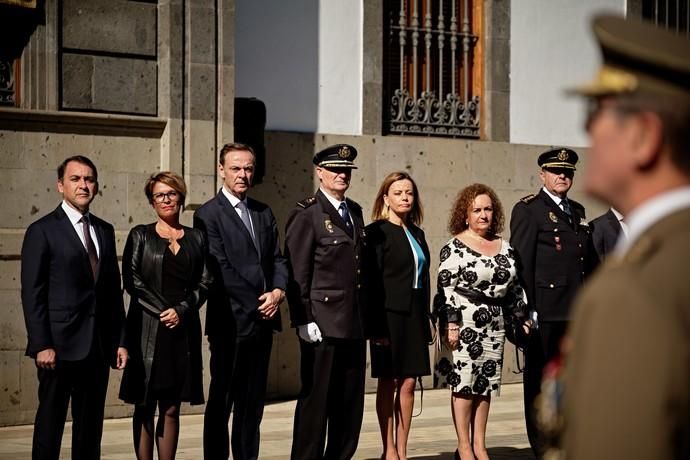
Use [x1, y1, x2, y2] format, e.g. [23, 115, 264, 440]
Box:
[0, 0, 606, 426]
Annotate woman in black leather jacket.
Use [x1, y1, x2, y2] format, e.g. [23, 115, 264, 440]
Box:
[119, 171, 212, 460]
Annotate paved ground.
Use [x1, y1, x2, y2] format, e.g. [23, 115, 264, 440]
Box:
[0, 383, 534, 459]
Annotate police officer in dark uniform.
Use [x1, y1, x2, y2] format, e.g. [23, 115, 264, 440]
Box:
[509, 148, 597, 457]
[285, 144, 371, 460]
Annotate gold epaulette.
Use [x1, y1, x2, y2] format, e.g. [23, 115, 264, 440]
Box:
[520, 194, 537, 204]
[297, 196, 317, 208]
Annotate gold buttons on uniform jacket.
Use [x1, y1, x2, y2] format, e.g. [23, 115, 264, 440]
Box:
[357, 284, 361, 289]
[333, 240, 338, 244]
[324, 296, 329, 302]
[549, 283, 554, 288]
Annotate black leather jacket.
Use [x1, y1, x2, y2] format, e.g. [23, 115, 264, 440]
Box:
[119, 223, 213, 404]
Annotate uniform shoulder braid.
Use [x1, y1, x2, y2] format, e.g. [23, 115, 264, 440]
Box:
[519, 194, 537, 204]
[296, 196, 317, 209]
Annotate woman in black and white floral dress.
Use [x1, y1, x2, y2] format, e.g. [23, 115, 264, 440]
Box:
[434, 184, 529, 460]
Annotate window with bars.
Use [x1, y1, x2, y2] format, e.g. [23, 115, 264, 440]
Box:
[383, 0, 483, 138]
[641, 0, 690, 36]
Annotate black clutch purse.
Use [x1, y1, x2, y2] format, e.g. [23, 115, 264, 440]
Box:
[502, 306, 529, 350]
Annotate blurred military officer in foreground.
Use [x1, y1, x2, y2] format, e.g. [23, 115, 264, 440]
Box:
[563, 15, 690, 460]
[285, 144, 371, 460]
[509, 148, 597, 457]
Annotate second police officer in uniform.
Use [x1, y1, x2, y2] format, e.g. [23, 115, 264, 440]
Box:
[509, 148, 598, 457]
[285, 144, 377, 460]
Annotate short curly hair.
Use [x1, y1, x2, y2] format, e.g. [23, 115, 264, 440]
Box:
[448, 183, 505, 235]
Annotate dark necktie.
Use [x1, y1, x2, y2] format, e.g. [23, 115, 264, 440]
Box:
[80, 216, 99, 277]
[237, 201, 258, 248]
[339, 202, 353, 231]
[561, 199, 573, 224]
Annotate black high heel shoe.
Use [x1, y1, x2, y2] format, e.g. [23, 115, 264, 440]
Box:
[454, 449, 461, 460]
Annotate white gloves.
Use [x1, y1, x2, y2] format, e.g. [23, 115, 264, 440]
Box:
[298, 322, 323, 343]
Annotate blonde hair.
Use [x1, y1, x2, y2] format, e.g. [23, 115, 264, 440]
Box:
[371, 171, 423, 225]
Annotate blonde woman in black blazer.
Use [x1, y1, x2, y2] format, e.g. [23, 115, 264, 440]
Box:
[366, 172, 431, 460]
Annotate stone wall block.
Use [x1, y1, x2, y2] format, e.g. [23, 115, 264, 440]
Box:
[61, 54, 94, 109]
[21, 132, 95, 173]
[188, 63, 217, 121]
[90, 171, 130, 230]
[486, 90, 510, 141]
[0, 132, 25, 169]
[126, 172, 158, 228]
[62, 0, 156, 56]
[0, 233, 23, 260]
[0, 169, 58, 228]
[91, 136, 160, 175]
[0, 351, 23, 415]
[92, 57, 157, 115]
[0, 291, 24, 351]
[469, 141, 516, 188]
[488, 39, 510, 93]
[185, 173, 216, 212]
[185, 120, 216, 176]
[18, 357, 38, 418]
[189, 5, 216, 65]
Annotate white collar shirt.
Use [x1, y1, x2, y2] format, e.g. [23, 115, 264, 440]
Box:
[61, 200, 100, 256]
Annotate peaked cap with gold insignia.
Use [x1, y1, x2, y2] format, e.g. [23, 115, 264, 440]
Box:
[538, 147, 579, 170]
[313, 144, 358, 169]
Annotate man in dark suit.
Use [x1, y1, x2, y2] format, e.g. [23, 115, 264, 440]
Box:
[194, 143, 288, 460]
[509, 148, 597, 457]
[285, 144, 369, 460]
[590, 207, 627, 260]
[21, 155, 128, 460]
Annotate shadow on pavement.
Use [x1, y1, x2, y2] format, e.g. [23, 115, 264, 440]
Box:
[362, 447, 535, 460]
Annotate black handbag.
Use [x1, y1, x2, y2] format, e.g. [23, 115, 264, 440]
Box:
[502, 306, 529, 350]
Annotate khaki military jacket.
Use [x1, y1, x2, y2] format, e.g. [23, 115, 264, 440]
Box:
[564, 208, 690, 459]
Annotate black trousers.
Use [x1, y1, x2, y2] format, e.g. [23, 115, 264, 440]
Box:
[291, 338, 366, 460]
[203, 326, 273, 460]
[32, 352, 110, 460]
[523, 320, 568, 458]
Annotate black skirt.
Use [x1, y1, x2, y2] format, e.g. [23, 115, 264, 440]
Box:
[371, 289, 431, 378]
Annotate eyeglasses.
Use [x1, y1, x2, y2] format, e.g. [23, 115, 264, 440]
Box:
[152, 191, 180, 203]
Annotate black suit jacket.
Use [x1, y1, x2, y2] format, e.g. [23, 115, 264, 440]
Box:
[285, 189, 369, 339]
[366, 220, 430, 308]
[21, 204, 126, 365]
[194, 191, 288, 338]
[510, 190, 597, 321]
[590, 209, 622, 261]
[119, 223, 213, 404]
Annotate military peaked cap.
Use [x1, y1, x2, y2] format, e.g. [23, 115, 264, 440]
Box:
[538, 147, 578, 170]
[313, 144, 358, 169]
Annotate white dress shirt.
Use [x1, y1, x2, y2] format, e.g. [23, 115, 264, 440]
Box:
[221, 186, 256, 238]
[61, 201, 100, 257]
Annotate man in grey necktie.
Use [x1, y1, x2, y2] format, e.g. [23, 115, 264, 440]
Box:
[194, 143, 288, 460]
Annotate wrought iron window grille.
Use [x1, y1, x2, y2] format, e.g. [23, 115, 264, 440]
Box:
[384, 0, 480, 138]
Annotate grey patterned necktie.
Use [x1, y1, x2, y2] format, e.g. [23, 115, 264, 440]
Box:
[237, 201, 256, 243]
[80, 215, 99, 277]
